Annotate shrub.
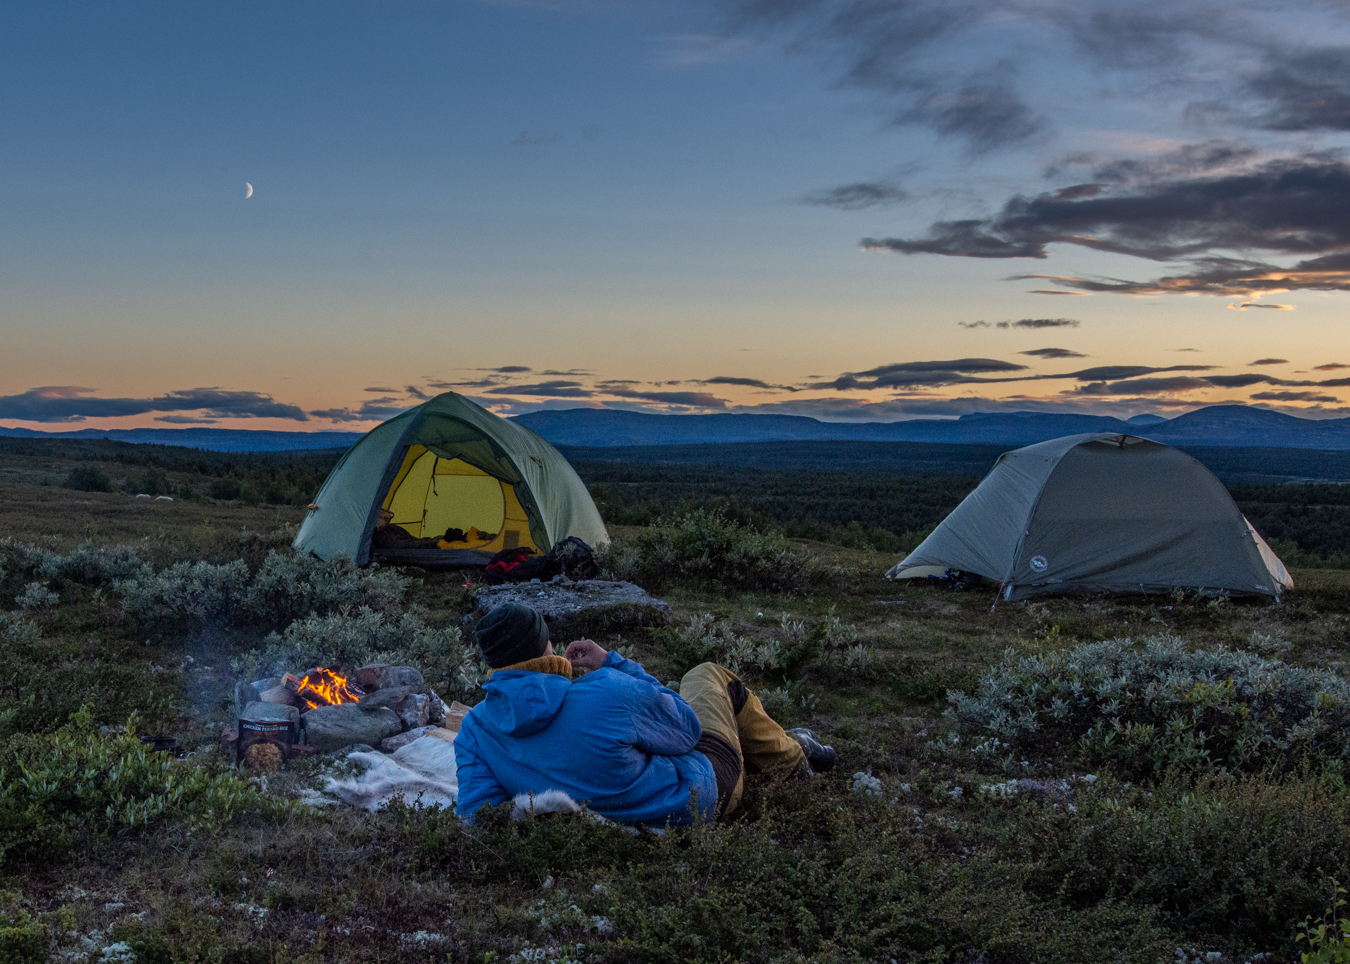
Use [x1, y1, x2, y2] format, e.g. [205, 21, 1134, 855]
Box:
[23, 542, 145, 586]
[0, 894, 46, 964]
[0, 708, 265, 867]
[116, 559, 251, 630]
[241, 550, 407, 625]
[236, 606, 485, 697]
[651, 613, 820, 681]
[600, 509, 828, 594]
[62, 464, 112, 492]
[13, 583, 56, 611]
[1038, 771, 1350, 939]
[949, 635, 1350, 778]
[114, 550, 409, 632]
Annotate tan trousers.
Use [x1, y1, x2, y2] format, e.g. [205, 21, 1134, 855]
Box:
[679, 662, 807, 816]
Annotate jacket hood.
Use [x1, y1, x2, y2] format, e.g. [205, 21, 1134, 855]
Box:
[478, 670, 572, 737]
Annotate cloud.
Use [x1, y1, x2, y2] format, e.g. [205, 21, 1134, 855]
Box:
[958, 321, 991, 329]
[1248, 46, 1350, 133]
[483, 380, 594, 398]
[1227, 301, 1295, 310]
[802, 181, 908, 210]
[405, 385, 431, 400]
[363, 386, 397, 393]
[1248, 358, 1288, 366]
[1020, 348, 1087, 358]
[0, 386, 308, 423]
[1250, 390, 1342, 402]
[310, 397, 412, 423]
[1314, 363, 1350, 370]
[700, 376, 773, 389]
[1063, 364, 1215, 381]
[816, 358, 1029, 390]
[154, 415, 220, 425]
[512, 131, 555, 146]
[1070, 376, 1214, 395]
[1004, 318, 1080, 329]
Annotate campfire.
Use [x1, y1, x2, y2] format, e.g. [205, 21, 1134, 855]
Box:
[286, 667, 363, 710]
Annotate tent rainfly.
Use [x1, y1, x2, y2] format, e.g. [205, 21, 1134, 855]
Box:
[886, 433, 1292, 600]
[294, 393, 608, 567]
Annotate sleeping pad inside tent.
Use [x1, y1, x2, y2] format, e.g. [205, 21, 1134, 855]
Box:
[293, 393, 609, 567]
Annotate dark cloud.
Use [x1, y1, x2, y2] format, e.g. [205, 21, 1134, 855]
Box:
[1250, 390, 1342, 402]
[868, 155, 1350, 267]
[405, 385, 431, 400]
[483, 381, 594, 398]
[1249, 358, 1288, 366]
[1063, 364, 1215, 381]
[1248, 47, 1350, 133]
[720, 0, 1042, 153]
[610, 390, 728, 408]
[802, 181, 908, 210]
[958, 321, 991, 329]
[154, 415, 219, 425]
[310, 397, 411, 423]
[0, 386, 308, 423]
[700, 376, 772, 389]
[1004, 318, 1080, 329]
[488, 366, 533, 373]
[817, 358, 1029, 390]
[1020, 348, 1087, 358]
[1226, 301, 1295, 310]
[1314, 363, 1350, 370]
[363, 386, 397, 393]
[541, 369, 593, 376]
[1072, 376, 1214, 395]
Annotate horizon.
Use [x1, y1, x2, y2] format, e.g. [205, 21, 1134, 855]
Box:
[5, 2, 1350, 431]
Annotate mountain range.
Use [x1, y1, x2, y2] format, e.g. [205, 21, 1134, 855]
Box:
[2, 405, 1349, 452]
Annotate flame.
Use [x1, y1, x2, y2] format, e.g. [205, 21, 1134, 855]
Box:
[296, 667, 362, 709]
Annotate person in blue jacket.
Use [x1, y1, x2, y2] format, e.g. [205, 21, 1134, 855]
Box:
[454, 602, 835, 826]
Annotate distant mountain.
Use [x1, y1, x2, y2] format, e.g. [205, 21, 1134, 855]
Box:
[5, 403, 1349, 453]
[516, 405, 1350, 450]
[0, 425, 362, 453]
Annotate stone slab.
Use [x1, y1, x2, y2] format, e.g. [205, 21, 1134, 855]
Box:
[303, 704, 402, 754]
[470, 579, 670, 642]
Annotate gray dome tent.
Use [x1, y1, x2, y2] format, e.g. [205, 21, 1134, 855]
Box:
[294, 393, 608, 567]
[886, 433, 1292, 600]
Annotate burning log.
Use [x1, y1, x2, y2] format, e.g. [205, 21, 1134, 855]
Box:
[285, 668, 364, 711]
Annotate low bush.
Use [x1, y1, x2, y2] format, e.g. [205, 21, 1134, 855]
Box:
[1033, 771, 1350, 939]
[0, 708, 266, 868]
[650, 612, 823, 681]
[600, 509, 828, 594]
[235, 606, 486, 697]
[115, 550, 409, 633]
[20, 542, 146, 586]
[949, 635, 1350, 778]
[62, 464, 113, 492]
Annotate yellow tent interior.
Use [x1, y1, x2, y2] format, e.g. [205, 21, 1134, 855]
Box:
[382, 444, 540, 554]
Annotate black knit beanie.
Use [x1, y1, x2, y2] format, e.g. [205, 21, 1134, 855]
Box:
[474, 603, 549, 668]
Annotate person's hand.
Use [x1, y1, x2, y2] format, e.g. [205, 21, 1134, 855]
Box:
[564, 638, 609, 672]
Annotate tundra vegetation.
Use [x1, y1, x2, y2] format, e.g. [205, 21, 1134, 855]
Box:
[0, 442, 1347, 962]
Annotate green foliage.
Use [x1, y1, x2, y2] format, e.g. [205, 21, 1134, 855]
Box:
[601, 509, 829, 594]
[115, 549, 409, 632]
[62, 464, 113, 492]
[237, 605, 485, 696]
[1298, 878, 1350, 963]
[949, 635, 1350, 778]
[0, 893, 47, 964]
[0, 708, 266, 868]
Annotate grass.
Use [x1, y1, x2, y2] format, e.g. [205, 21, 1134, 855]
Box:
[0, 447, 1349, 962]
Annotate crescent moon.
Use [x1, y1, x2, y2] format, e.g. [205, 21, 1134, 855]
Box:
[245, 182, 253, 199]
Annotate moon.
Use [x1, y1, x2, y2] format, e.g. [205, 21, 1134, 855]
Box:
[244, 182, 253, 199]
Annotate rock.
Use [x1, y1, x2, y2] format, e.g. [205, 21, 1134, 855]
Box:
[241, 701, 299, 726]
[427, 691, 447, 725]
[377, 666, 425, 691]
[355, 664, 388, 690]
[303, 705, 402, 754]
[234, 680, 260, 714]
[356, 685, 414, 711]
[471, 580, 670, 642]
[252, 677, 282, 693]
[259, 684, 299, 708]
[397, 692, 430, 730]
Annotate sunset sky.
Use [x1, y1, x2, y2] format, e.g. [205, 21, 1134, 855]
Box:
[4, 0, 1350, 431]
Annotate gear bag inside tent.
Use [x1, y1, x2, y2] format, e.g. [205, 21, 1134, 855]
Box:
[885, 433, 1292, 600]
[294, 393, 608, 567]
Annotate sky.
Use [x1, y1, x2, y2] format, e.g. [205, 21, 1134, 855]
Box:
[3, 0, 1350, 431]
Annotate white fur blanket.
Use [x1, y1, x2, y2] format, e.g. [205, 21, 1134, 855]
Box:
[324, 736, 607, 821]
[326, 735, 461, 811]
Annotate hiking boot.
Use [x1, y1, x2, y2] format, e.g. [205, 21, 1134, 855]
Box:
[787, 728, 836, 773]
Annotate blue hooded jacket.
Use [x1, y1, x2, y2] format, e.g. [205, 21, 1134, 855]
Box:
[454, 651, 717, 826]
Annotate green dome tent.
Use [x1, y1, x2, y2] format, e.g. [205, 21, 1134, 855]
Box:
[294, 393, 608, 567]
[885, 433, 1292, 600]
